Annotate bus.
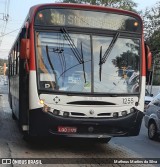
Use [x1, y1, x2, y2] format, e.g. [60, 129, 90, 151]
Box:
[8, 3, 152, 142]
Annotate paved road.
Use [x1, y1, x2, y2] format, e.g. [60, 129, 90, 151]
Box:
[0, 84, 8, 94]
[0, 84, 157, 167]
[112, 119, 160, 158]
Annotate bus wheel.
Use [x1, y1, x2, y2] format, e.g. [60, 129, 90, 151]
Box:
[12, 110, 17, 120]
[23, 133, 39, 143]
[23, 133, 32, 142]
[148, 122, 158, 140]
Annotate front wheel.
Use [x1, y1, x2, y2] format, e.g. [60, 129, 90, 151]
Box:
[23, 133, 36, 143]
[12, 110, 17, 120]
[148, 122, 158, 140]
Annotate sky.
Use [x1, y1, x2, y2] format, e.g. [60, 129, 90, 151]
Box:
[0, 0, 159, 59]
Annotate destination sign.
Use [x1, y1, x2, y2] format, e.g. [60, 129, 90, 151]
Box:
[35, 8, 141, 32]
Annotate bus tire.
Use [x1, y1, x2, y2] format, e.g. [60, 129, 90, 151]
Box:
[12, 110, 17, 120]
[23, 133, 39, 143]
[23, 133, 32, 142]
[148, 121, 158, 140]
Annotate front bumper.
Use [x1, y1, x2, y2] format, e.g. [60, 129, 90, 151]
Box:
[29, 108, 144, 138]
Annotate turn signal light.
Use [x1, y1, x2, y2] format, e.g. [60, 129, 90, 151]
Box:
[130, 108, 135, 113]
[63, 112, 69, 117]
[53, 109, 60, 115]
[121, 111, 127, 116]
[113, 112, 118, 118]
[42, 105, 51, 112]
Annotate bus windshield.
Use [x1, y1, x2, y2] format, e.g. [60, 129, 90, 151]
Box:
[36, 31, 140, 94]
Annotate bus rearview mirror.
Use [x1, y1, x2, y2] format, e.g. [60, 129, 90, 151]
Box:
[145, 44, 152, 71]
[20, 39, 30, 59]
[147, 51, 152, 71]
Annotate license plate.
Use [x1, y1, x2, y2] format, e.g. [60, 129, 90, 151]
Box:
[58, 126, 77, 133]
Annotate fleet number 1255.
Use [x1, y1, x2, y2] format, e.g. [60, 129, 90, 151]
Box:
[123, 98, 134, 104]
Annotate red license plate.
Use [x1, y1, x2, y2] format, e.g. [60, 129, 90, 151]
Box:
[58, 126, 77, 133]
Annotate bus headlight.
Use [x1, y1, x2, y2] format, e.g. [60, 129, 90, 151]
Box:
[42, 105, 51, 112]
[130, 108, 135, 113]
[40, 99, 44, 105]
[63, 111, 70, 117]
[53, 109, 60, 115]
[121, 111, 127, 116]
[113, 112, 118, 118]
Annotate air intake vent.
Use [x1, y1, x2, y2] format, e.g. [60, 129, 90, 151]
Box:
[97, 113, 111, 116]
[67, 101, 115, 105]
[71, 112, 85, 116]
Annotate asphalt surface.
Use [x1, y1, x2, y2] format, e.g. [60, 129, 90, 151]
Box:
[112, 119, 160, 158]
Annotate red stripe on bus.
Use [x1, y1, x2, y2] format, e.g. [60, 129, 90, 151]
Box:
[141, 36, 146, 76]
[29, 22, 36, 70]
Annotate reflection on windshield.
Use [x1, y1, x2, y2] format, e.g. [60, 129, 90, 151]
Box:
[36, 32, 140, 94]
[93, 37, 140, 93]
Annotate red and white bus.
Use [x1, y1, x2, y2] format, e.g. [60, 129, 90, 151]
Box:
[8, 3, 151, 142]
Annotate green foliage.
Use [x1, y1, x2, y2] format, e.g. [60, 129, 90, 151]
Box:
[143, 2, 160, 53]
[142, 2, 160, 87]
[153, 75, 160, 85]
[112, 51, 139, 70]
[148, 30, 160, 53]
[62, 0, 137, 11]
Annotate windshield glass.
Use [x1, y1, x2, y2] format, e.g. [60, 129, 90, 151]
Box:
[36, 31, 140, 94]
[93, 36, 140, 93]
[36, 32, 91, 92]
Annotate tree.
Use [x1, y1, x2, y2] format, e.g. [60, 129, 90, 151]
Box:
[112, 51, 139, 70]
[142, 2, 160, 85]
[61, 0, 137, 11]
[142, 2, 160, 52]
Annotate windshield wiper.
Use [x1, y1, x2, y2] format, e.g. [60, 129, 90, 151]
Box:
[81, 42, 86, 83]
[61, 27, 83, 64]
[61, 27, 86, 83]
[46, 45, 55, 71]
[45, 45, 58, 89]
[99, 46, 102, 81]
[99, 32, 120, 81]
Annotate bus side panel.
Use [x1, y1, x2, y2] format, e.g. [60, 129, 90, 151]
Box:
[8, 76, 12, 109]
[29, 71, 42, 110]
[10, 76, 19, 119]
[8, 58, 29, 130]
